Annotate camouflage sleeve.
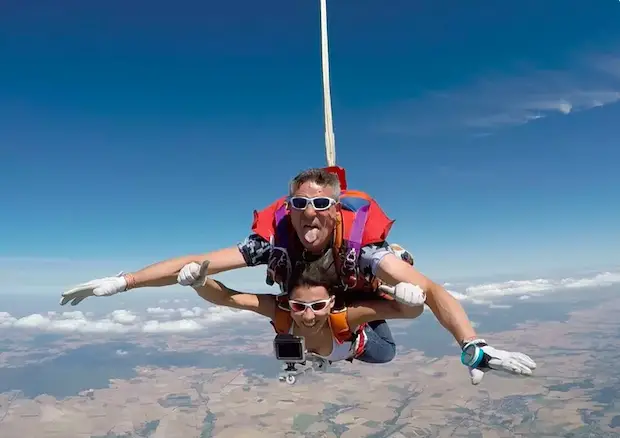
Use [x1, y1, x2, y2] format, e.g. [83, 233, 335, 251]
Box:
[237, 233, 273, 267]
[358, 241, 393, 278]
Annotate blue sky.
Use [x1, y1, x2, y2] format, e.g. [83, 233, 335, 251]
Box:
[2, 0, 620, 285]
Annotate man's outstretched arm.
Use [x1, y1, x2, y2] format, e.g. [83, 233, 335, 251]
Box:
[127, 233, 273, 289]
[376, 253, 477, 345]
[374, 250, 536, 386]
[126, 247, 248, 289]
[60, 234, 273, 306]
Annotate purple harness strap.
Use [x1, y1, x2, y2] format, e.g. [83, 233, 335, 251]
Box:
[266, 203, 291, 291]
[348, 204, 370, 252]
[342, 204, 370, 281]
[274, 203, 288, 245]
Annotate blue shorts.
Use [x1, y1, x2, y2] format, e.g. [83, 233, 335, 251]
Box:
[355, 320, 396, 364]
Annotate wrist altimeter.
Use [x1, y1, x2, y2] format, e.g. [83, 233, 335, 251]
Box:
[460, 339, 491, 369]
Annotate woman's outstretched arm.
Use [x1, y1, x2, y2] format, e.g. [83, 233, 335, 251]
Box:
[192, 277, 277, 320]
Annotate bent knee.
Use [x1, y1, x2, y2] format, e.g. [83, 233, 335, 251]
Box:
[374, 342, 396, 364]
[383, 343, 396, 362]
[358, 341, 396, 364]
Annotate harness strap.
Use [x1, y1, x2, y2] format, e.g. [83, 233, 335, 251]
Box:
[274, 204, 288, 244]
[266, 204, 292, 291]
[348, 203, 370, 253]
[352, 323, 368, 357]
[327, 308, 353, 344]
[340, 203, 370, 288]
[274, 204, 287, 223]
[271, 300, 293, 334]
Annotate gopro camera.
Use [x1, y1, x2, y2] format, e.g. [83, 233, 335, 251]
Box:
[273, 334, 306, 363]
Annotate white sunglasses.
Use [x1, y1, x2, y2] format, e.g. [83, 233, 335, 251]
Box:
[288, 298, 333, 313]
[289, 196, 337, 211]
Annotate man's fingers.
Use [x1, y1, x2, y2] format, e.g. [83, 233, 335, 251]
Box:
[488, 356, 534, 375]
[499, 361, 528, 375]
[198, 261, 210, 278]
[469, 346, 537, 384]
[61, 284, 90, 296]
[469, 367, 485, 385]
[513, 352, 537, 369]
[60, 291, 84, 306]
[60, 288, 92, 305]
[377, 285, 395, 295]
[71, 296, 87, 306]
[506, 358, 534, 375]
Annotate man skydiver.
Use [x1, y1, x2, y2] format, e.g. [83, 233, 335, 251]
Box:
[60, 167, 536, 384]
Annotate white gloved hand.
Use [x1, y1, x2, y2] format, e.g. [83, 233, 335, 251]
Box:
[377, 282, 426, 306]
[177, 262, 204, 286]
[59, 272, 128, 306]
[462, 339, 537, 385]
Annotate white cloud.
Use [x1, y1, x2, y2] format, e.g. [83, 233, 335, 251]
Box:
[109, 309, 137, 324]
[0, 304, 261, 335]
[380, 52, 620, 136]
[144, 306, 208, 319]
[146, 307, 177, 316]
[463, 89, 619, 130]
[592, 54, 620, 79]
[142, 319, 203, 333]
[447, 270, 620, 305]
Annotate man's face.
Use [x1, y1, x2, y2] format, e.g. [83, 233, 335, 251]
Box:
[289, 181, 339, 253]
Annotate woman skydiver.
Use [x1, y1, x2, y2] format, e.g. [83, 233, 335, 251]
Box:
[187, 250, 426, 365]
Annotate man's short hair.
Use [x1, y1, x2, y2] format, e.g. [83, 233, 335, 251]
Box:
[289, 168, 341, 199]
[287, 251, 339, 296]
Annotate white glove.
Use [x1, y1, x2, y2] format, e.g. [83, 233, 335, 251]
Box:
[462, 339, 537, 385]
[177, 262, 204, 286]
[377, 282, 426, 306]
[59, 272, 127, 306]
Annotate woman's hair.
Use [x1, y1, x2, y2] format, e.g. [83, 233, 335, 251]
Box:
[287, 250, 340, 297]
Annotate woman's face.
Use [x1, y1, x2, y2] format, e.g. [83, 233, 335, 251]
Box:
[288, 284, 334, 334]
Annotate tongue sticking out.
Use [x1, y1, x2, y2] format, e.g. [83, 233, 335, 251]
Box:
[303, 227, 320, 244]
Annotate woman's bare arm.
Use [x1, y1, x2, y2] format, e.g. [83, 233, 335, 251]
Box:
[346, 299, 424, 327]
[192, 277, 277, 319]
